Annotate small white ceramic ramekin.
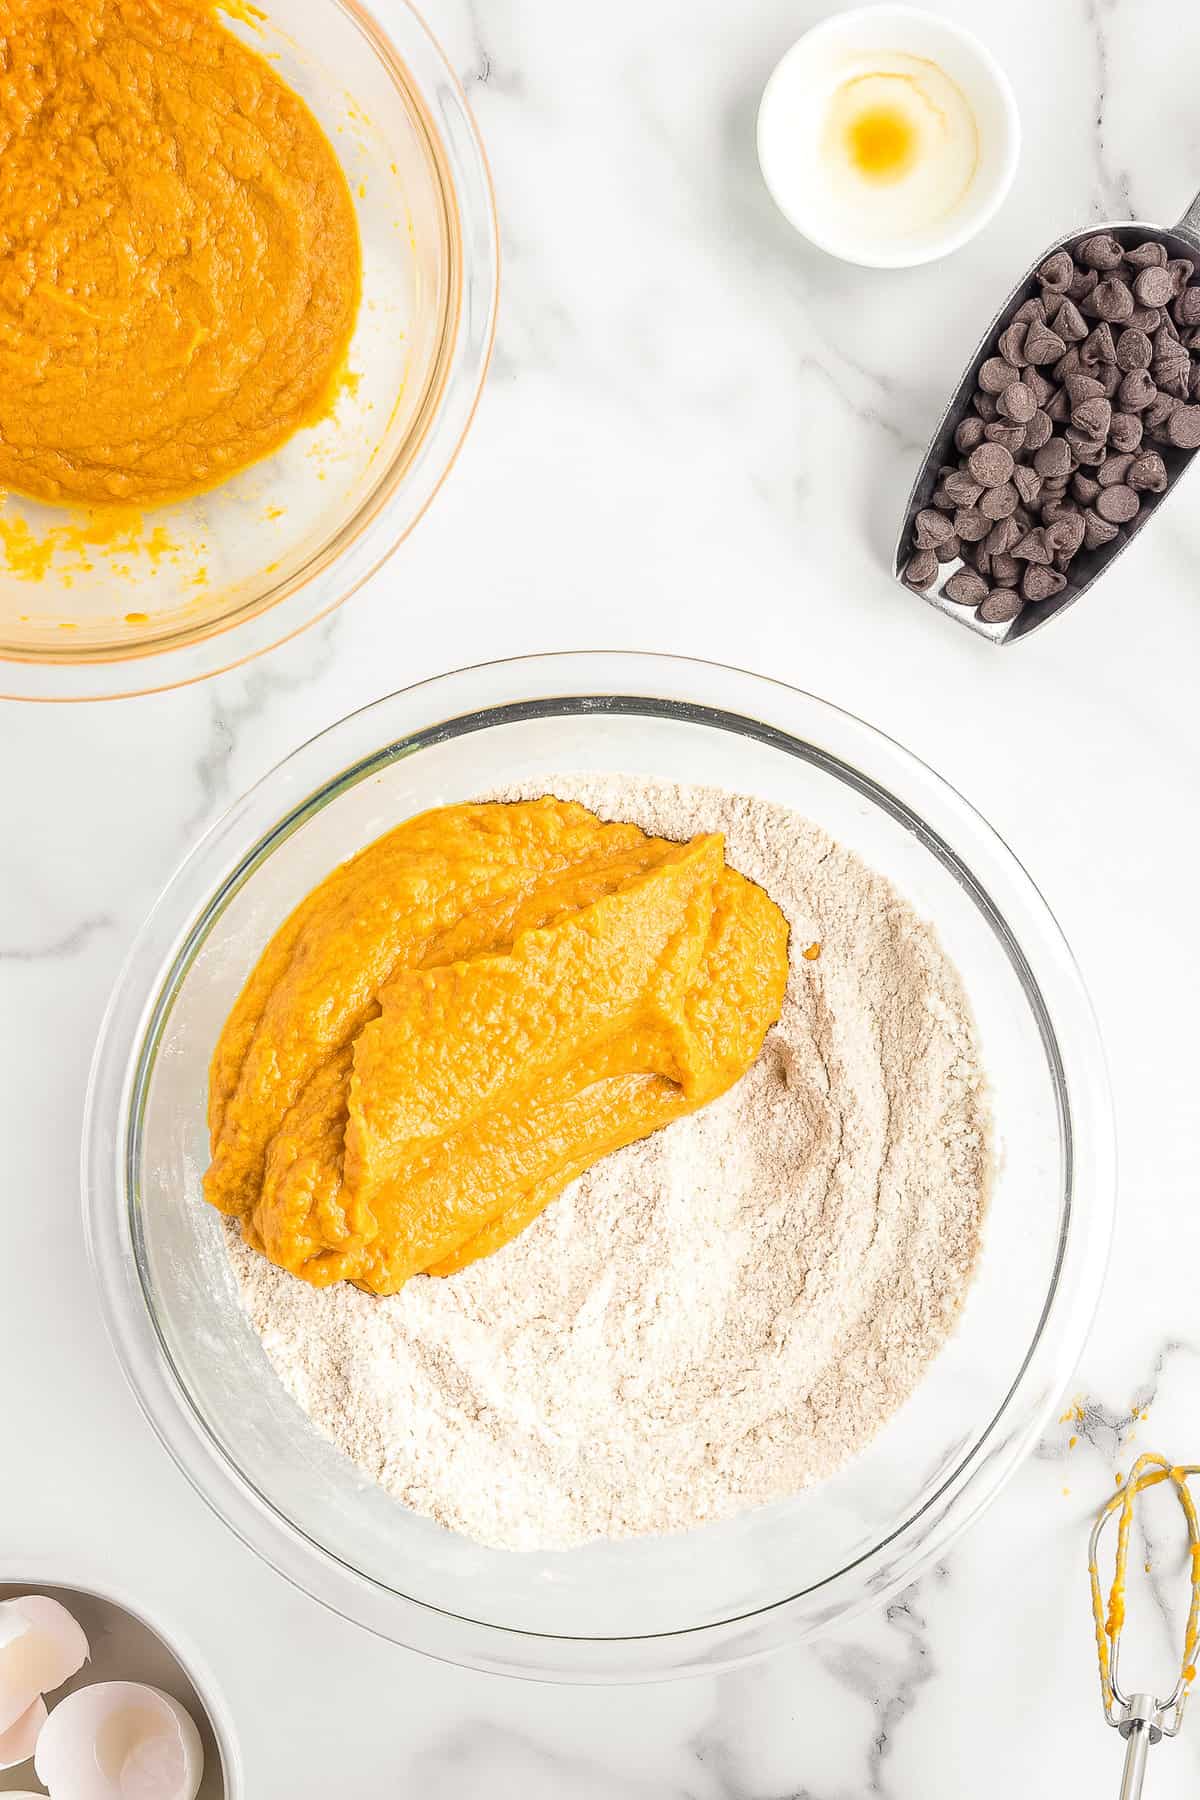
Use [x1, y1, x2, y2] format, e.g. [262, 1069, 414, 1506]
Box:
[757, 4, 1020, 268]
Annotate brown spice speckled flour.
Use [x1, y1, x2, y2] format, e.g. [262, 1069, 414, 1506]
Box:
[227, 775, 990, 1551]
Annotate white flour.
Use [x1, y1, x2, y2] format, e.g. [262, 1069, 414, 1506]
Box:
[226, 775, 989, 1550]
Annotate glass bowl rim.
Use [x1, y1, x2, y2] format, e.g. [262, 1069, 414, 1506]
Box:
[82, 651, 1116, 1679]
[0, 0, 499, 702]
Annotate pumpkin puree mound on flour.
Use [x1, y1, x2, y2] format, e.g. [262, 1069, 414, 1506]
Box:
[0, 0, 361, 506]
[205, 798, 790, 1295]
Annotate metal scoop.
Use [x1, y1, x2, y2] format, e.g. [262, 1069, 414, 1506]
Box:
[894, 188, 1200, 644]
[1088, 1454, 1200, 1799]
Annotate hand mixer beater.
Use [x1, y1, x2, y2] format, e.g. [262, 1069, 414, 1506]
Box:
[1089, 1453, 1200, 1797]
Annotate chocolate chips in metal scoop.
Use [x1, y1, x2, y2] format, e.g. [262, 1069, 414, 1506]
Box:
[904, 233, 1200, 629]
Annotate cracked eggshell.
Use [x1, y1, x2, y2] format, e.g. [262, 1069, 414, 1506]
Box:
[0, 1595, 89, 1734]
[0, 1694, 47, 1769]
[35, 1681, 204, 1800]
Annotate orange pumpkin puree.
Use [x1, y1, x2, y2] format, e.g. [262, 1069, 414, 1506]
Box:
[205, 799, 790, 1295]
[0, 0, 361, 506]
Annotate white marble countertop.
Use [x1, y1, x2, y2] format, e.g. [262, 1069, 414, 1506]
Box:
[4, 0, 1200, 1791]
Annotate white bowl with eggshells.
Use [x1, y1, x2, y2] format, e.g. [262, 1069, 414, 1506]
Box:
[0, 1573, 239, 1797]
[84, 652, 1112, 1682]
[758, 5, 1021, 268]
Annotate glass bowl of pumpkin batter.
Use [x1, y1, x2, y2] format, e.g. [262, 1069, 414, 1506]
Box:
[84, 653, 1114, 1680]
[0, 0, 497, 702]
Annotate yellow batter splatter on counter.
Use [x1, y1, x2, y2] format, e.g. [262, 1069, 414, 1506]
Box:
[0, 0, 361, 506]
[205, 799, 790, 1295]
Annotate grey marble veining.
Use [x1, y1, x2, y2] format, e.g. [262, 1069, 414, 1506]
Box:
[3, 0, 1200, 1794]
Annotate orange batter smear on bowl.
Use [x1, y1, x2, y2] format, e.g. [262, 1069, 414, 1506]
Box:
[0, 0, 362, 506]
[205, 799, 790, 1295]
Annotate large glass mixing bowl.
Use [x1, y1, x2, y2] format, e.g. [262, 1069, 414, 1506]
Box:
[2, 0, 497, 701]
[83, 654, 1114, 1680]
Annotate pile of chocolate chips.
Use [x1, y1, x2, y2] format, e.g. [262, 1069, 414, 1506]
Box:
[903, 233, 1200, 626]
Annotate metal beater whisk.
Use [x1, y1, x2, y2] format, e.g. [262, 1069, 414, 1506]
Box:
[1088, 1453, 1200, 1798]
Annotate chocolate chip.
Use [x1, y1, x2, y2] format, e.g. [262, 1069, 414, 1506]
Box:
[1168, 258, 1195, 298]
[1083, 508, 1120, 549]
[1012, 527, 1051, 564]
[1072, 472, 1101, 505]
[1033, 437, 1073, 478]
[1024, 319, 1067, 365]
[1116, 328, 1152, 372]
[1041, 496, 1077, 524]
[914, 507, 955, 548]
[967, 442, 1015, 487]
[1174, 287, 1200, 328]
[979, 480, 1019, 520]
[968, 543, 992, 577]
[1156, 316, 1182, 350]
[1191, 362, 1200, 401]
[1050, 507, 1086, 554]
[1117, 369, 1157, 411]
[1127, 305, 1163, 333]
[1038, 250, 1074, 292]
[904, 548, 938, 588]
[1083, 322, 1118, 364]
[1090, 278, 1136, 323]
[1012, 463, 1042, 507]
[973, 390, 1000, 422]
[979, 589, 1024, 624]
[1054, 298, 1089, 343]
[1064, 428, 1107, 466]
[1044, 387, 1072, 423]
[1068, 267, 1100, 304]
[979, 356, 1020, 395]
[954, 416, 986, 454]
[1144, 393, 1180, 438]
[1096, 452, 1134, 487]
[998, 321, 1029, 366]
[1022, 564, 1067, 602]
[1133, 266, 1175, 307]
[1054, 348, 1084, 385]
[1025, 369, 1055, 406]
[985, 421, 1027, 454]
[991, 552, 1021, 586]
[935, 533, 962, 562]
[943, 569, 989, 606]
[1127, 451, 1168, 493]
[1167, 404, 1200, 448]
[1013, 297, 1048, 326]
[1154, 357, 1191, 400]
[1071, 396, 1112, 439]
[985, 515, 1022, 555]
[997, 380, 1037, 423]
[1125, 240, 1167, 271]
[944, 472, 984, 507]
[1024, 408, 1054, 451]
[953, 506, 991, 542]
[1095, 483, 1140, 523]
[1079, 233, 1125, 271]
[1064, 373, 1105, 405]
